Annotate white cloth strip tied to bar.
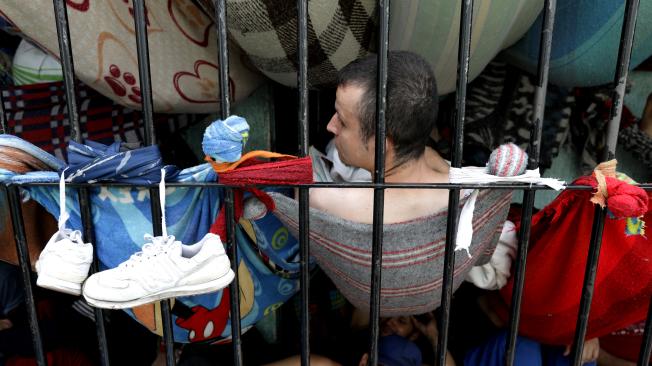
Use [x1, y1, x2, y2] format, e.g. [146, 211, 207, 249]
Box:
[451, 143, 566, 256]
[449, 167, 566, 191]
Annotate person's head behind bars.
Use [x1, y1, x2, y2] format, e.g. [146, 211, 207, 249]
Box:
[328, 51, 438, 172]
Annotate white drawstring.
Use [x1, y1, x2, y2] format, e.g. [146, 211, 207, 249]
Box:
[449, 167, 566, 191]
[450, 167, 565, 256]
[58, 168, 70, 231]
[159, 168, 167, 237]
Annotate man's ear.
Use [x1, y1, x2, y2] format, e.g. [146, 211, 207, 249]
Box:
[385, 137, 394, 152]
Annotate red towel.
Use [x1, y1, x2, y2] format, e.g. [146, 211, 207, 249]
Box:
[209, 155, 313, 239]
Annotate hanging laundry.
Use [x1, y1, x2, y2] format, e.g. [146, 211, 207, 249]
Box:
[495, 164, 651, 345]
[0, 134, 305, 343]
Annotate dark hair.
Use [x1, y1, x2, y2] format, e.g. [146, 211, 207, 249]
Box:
[336, 51, 438, 167]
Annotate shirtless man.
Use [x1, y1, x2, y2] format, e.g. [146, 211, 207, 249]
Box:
[309, 51, 450, 224]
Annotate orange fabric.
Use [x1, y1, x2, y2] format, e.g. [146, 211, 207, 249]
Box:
[205, 150, 298, 173]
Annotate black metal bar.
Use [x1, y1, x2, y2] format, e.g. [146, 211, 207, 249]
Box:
[570, 206, 605, 366]
[436, 1, 473, 365]
[0, 86, 6, 134]
[132, 0, 156, 146]
[225, 188, 243, 365]
[367, 0, 390, 365]
[504, 1, 556, 365]
[78, 189, 110, 366]
[52, 0, 80, 141]
[296, 0, 310, 365]
[132, 1, 175, 364]
[570, 1, 640, 364]
[638, 298, 652, 366]
[215, 0, 231, 118]
[149, 187, 176, 366]
[604, 0, 641, 161]
[6, 185, 47, 365]
[52, 2, 111, 364]
[0, 180, 633, 190]
[213, 1, 243, 364]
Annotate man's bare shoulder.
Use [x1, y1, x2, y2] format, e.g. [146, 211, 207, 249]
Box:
[309, 187, 374, 223]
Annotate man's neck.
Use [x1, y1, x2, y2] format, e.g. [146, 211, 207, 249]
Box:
[384, 148, 447, 183]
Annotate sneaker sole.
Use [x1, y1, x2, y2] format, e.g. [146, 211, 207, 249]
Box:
[37, 273, 83, 296]
[83, 269, 236, 309]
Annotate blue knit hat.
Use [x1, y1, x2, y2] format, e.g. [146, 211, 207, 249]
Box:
[378, 335, 422, 366]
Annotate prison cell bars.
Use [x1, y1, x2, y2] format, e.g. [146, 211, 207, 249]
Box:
[504, 1, 556, 365]
[52, 1, 111, 366]
[131, 1, 179, 365]
[436, 1, 474, 365]
[213, 0, 244, 365]
[0, 0, 650, 366]
[569, 1, 641, 365]
[367, 0, 390, 365]
[296, 0, 311, 365]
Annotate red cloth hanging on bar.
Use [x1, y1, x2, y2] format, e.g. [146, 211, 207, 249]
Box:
[497, 174, 651, 345]
[207, 152, 313, 239]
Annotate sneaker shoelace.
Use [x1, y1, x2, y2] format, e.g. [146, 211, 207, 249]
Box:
[119, 234, 176, 269]
[57, 169, 86, 247]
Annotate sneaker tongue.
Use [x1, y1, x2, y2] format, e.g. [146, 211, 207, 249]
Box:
[169, 241, 182, 257]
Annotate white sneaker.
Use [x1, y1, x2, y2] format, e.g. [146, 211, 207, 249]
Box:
[82, 233, 235, 309]
[36, 229, 93, 296]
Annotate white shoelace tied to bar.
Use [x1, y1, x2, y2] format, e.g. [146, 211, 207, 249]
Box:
[120, 168, 172, 269]
[450, 167, 566, 257]
[58, 168, 72, 232]
[159, 168, 168, 237]
[57, 169, 84, 242]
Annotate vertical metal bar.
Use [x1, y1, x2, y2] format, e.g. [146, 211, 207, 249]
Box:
[132, 1, 175, 365]
[0, 87, 6, 134]
[638, 298, 652, 366]
[603, 0, 641, 161]
[367, 1, 390, 365]
[52, 2, 111, 364]
[78, 190, 110, 366]
[296, 0, 310, 365]
[215, 0, 231, 118]
[213, 1, 242, 365]
[436, 1, 472, 365]
[132, 0, 156, 146]
[570, 1, 640, 364]
[225, 189, 243, 366]
[6, 185, 47, 365]
[52, 0, 80, 141]
[149, 187, 176, 366]
[570, 206, 605, 366]
[504, 1, 556, 365]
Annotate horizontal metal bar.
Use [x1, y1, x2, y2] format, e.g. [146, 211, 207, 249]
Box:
[3, 181, 626, 190]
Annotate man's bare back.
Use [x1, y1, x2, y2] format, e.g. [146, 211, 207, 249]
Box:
[310, 147, 451, 224]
